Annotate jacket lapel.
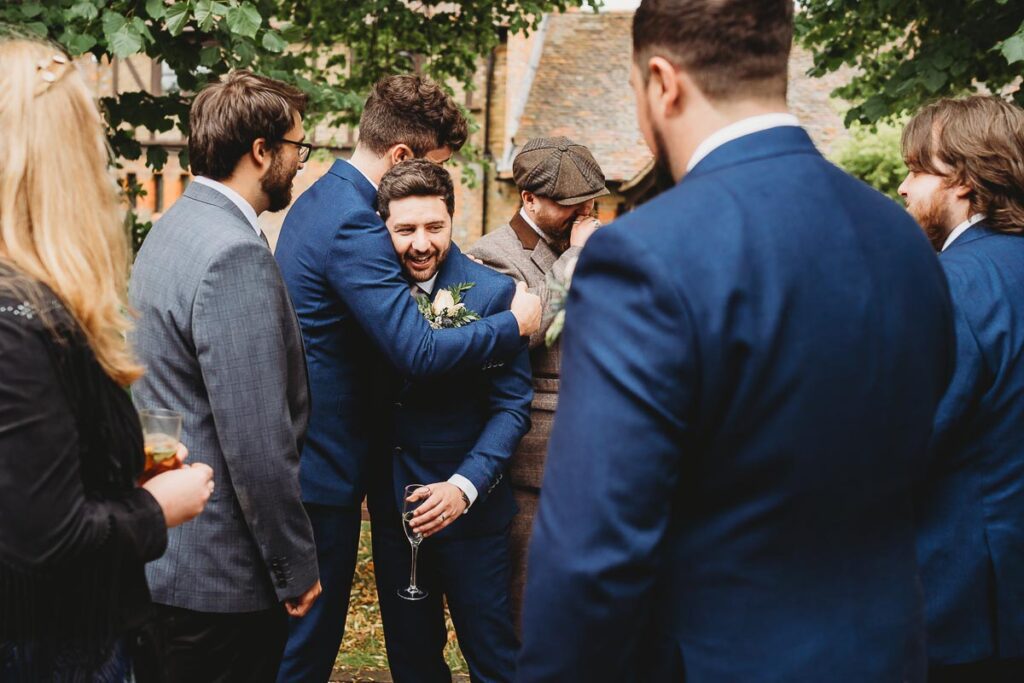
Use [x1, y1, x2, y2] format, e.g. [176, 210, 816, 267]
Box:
[509, 211, 559, 273]
[433, 243, 467, 295]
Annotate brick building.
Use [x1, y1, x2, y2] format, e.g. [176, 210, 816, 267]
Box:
[95, 9, 852, 250]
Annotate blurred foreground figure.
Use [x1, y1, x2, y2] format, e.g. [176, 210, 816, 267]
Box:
[517, 1, 955, 681]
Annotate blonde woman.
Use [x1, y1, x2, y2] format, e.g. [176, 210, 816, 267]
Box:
[0, 38, 213, 680]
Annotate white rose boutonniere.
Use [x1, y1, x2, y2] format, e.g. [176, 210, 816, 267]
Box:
[544, 254, 578, 347]
[417, 282, 482, 329]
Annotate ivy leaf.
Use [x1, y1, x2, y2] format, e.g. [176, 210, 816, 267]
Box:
[921, 67, 947, 93]
[65, 32, 99, 55]
[101, 10, 126, 37]
[109, 27, 144, 58]
[145, 0, 167, 20]
[195, 0, 216, 31]
[19, 3, 44, 19]
[131, 17, 155, 44]
[261, 30, 287, 53]
[226, 2, 261, 39]
[199, 45, 221, 66]
[178, 147, 190, 172]
[165, 2, 191, 37]
[1000, 27, 1024, 65]
[69, 2, 99, 21]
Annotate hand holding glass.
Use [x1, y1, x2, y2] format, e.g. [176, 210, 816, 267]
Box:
[139, 408, 183, 481]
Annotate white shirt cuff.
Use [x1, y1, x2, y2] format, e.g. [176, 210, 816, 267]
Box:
[448, 474, 478, 512]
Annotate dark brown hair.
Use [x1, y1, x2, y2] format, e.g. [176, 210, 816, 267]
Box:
[358, 75, 468, 157]
[188, 70, 307, 180]
[902, 96, 1024, 234]
[377, 159, 455, 221]
[632, 0, 793, 101]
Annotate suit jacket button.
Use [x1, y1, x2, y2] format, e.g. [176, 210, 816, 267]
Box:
[394, 402, 402, 408]
[394, 446, 402, 454]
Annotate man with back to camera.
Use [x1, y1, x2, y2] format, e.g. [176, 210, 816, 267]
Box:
[516, 1, 955, 680]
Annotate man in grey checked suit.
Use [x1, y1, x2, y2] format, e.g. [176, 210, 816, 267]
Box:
[468, 136, 607, 629]
[130, 71, 320, 681]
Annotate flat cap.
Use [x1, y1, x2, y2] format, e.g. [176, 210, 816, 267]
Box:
[512, 136, 610, 206]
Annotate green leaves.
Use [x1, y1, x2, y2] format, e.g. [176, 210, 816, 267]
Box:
[165, 3, 191, 36]
[999, 23, 1024, 64]
[226, 2, 261, 39]
[261, 30, 287, 53]
[798, 0, 1024, 124]
[102, 11, 145, 58]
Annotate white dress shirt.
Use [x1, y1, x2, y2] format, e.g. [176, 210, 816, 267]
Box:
[192, 176, 261, 236]
[411, 273, 479, 510]
[686, 113, 802, 173]
[942, 213, 986, 251]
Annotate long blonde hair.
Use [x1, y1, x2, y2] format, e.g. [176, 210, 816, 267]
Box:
[0, 38, 141, 385]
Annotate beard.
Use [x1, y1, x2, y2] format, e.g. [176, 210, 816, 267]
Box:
[907, 195, 952, 251]
[404, 242, 451, 282]
[261, 151, 298, 213]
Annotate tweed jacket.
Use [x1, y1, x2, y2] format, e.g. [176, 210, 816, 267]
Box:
[129, 182, 318, 613]
[468, 212, 578, 489]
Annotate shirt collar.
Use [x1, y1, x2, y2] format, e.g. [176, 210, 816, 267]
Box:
[347, 159, 379, 191]
[519, 207, 552, 245]
[686, 113, 802, 173]
[942, 213, 986, 251]
[192, 176, 261, 235]
[417, 274, 438, 295]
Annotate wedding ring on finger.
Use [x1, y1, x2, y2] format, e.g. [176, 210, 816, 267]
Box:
[440, 512, 447, 523]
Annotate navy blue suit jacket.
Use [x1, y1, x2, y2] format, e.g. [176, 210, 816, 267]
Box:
[387, 246, 532, 540]
[918, 223, 1024, 664]
[275, 160, 524, 506]
[517, 127, 955, 682]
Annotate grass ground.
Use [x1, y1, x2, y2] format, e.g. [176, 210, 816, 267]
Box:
[334, 522, 468, 675]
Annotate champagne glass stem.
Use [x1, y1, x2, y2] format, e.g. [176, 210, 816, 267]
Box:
[408, 545, 420, 591]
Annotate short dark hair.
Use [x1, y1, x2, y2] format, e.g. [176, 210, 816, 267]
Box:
[378, 159, 455, 222]
[188, 70, 307, 180]
[632, 0, 793, 101]
[358, 75, 468, 158]
[902, 96, 1024, 235]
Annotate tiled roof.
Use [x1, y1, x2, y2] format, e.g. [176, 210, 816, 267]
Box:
[512, 11, 852, 183]
[515, 12, 649, 182]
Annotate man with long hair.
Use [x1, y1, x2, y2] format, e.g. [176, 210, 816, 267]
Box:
[900, 96, 1024, 682]
[517, 1, 954, 680]
[130, 71, 321, 681]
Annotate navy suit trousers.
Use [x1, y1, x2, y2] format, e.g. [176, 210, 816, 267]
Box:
[372, 519, 518, 683]
[277, 504, 362, 683]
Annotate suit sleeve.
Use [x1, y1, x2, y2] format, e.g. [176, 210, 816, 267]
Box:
[192, 241, 318, 601]
[516, 228, 697, 681]
[930, 261, 992, 459]
[0, 315, 167, 570]
[325, 208, 524, 379]
[470, 242, 580, 349]
[455, 280, 534, 502]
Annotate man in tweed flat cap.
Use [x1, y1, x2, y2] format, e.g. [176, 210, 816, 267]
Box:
[468, 136, 608, 630]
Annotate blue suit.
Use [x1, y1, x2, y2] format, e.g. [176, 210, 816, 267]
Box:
[372, 246, 531, 683]
[516, 126, 955, 682]
[918, 223, 1024, 666]
[274, 160, 524, 682]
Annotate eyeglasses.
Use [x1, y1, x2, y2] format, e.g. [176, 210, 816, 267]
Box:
[278, 137, 313, 163]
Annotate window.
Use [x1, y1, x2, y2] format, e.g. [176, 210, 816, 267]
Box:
[153, 173, 164, 213]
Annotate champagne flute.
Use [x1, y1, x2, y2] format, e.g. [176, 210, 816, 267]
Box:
[398, 483, 429, 601]
[139, 408, 182, 480]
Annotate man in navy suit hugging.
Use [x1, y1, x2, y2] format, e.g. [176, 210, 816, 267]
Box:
[899, 97, 1024, 682]
[371, 159, 532, 683]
